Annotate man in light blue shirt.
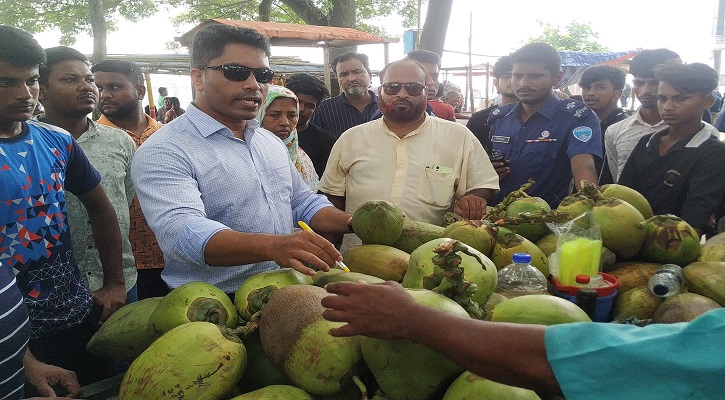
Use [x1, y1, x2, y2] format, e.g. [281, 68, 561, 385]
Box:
[131, 23, 352, 294]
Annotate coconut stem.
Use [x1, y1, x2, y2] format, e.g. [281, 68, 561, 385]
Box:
[484, 179, 534, 222]
[578, 180, 605, 201]
[493, 209, 572, 227]
[428, 240, 485, 319]
[245, 286, 277, 318]
[351, 375, 368, 400]
[230, 310, 262, 338]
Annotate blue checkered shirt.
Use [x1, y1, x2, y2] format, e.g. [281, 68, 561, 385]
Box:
[131, 104, 332, 293]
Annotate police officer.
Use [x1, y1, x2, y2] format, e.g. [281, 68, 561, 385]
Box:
[488, 43, 601, 207]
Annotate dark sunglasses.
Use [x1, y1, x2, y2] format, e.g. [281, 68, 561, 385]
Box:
[201, 64, 275, 83]
[382, 82, 426, 96]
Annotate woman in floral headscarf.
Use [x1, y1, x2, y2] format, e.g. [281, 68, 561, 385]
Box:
[258, 85, 319, 190]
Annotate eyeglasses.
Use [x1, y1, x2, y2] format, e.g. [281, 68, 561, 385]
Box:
[382, 82, 426, 96]
[201, 64, 275, 83]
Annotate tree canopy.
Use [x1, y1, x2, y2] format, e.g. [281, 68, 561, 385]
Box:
[0, 0, 158, 62]
[526, 20, 610, 52]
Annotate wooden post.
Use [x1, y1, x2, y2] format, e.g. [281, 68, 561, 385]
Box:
[144, 72, 156, 119]
[467, 12, 474, 112]
[323, 45, 333, 94]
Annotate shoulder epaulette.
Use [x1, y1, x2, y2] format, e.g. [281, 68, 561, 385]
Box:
[557, 99, 593, 119]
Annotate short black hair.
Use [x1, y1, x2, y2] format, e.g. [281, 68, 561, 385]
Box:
[579, 65, 626, 90]
[166, 96, 180, 107]
[39, 46, 89, 86]
[406, 49, 441, 67]
[378, 58, 427, 85]
[91, 59, 144, 86]
[629, 48, 680, 78]
[190, 23, 271, 69]
[655, 62, 718, 96]
[158, 86, 167, 94]
[0, 25, 45, 68]
[331, 52, 370, 75]
[511, 43, 561, 75]
[492, 55, 513, 79]
[284, 73, 330, 105]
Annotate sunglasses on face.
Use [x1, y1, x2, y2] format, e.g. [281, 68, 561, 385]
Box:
[201, 64, 275, 83]
[382, 82, 426, 96]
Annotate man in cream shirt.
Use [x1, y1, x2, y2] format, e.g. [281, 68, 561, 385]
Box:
[319, 59, 499, 250]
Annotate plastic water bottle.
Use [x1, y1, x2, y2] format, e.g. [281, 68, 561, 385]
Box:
[648, 264, 685, 298]
[496, 253, 548, 298]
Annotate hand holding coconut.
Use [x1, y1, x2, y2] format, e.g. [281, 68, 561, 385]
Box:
[91, 283, 127, 323]
[453, 192, 490, 220]
[270, 230, 343, 276]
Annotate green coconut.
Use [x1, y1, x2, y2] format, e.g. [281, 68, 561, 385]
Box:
[86, 297, 162, 362]
[638, 215, 700, 266]
[392, 220, 445, 253]
[443, 371, 540, 400]
[352, 200, 405, 245]
[234, 268, 313, 321]
[652, 293, 722, 324]
[260, 285, 363, 396]
[237, 333, 293, 394]
[312, 269, 385, 286]
[503, 197, 551, 242]
[534, 233, 558, 257]
[600, 184, 654, 219]
[147, 281, 239, 338]
[361, 289, 469, 400]
[120, 322, 247, 400]
[440, 220, 498, 256]
[556, 194, 594, 219]
[612, 286, 662, 321]
[491, 295, 592, 325]
[591, 197, 646, 259]
[230, 385, 312, 400]
[491, 227, 549, 276]
[402, 238, 498, 307]
[343, 244, 410, 281]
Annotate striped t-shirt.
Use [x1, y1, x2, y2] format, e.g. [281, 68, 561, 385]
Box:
[0, 266, 30, 400]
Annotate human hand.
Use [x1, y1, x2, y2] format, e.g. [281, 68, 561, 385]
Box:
[321, 281, 421, 339]
[92, 284, 126, 324]
[491, 159, 510, 179]
[453, 194, 488, 220]
[271, 230, 341, 276]
[24, 353, 82, 398]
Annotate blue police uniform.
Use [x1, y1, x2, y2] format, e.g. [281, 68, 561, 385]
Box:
[488, 95, 602, 207]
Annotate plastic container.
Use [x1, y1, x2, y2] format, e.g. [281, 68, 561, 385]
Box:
[557, 237, 603, 286]
[495, 253, 548, 298]
[551, 272, 619, 322]
[648, 264, 684, 298]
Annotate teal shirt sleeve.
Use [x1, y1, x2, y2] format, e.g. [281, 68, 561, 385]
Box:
[544, 309, 725, 400]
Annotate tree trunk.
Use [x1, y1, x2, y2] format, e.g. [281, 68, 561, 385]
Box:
[258, 0, 272, 21]
[280, 0, 329, 26]
[418, 0, 452, 57]
[328, 0, 357, 62]
[89, 0, 107, 63]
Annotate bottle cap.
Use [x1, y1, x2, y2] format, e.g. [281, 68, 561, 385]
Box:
[575, 274, 591, 284]
[512, 253, 532, 264]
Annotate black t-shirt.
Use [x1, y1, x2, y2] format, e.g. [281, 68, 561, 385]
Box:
[297, 123, 338, 178]
[618, 127, 725, 233]
[466, 105, 497, 152]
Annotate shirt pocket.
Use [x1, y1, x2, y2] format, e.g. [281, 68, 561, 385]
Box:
[522, 141, 559, 170]
[417, 167, 456, 208]
[267, 162, 294, 203]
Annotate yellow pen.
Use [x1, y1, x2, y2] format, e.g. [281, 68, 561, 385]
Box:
[297, 221, 350, 272]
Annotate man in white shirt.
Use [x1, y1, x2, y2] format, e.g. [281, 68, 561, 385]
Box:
[604, 49, 680, 181]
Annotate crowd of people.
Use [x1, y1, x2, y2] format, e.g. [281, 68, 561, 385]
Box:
[1, 21, 724, 400]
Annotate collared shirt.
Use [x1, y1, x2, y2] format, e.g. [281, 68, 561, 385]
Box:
[311, 90, 379, 137]
[488, 95, 602, 207]
[604, 108, 666, 182]
[546, 308, 725, 400]
[319, 115, 499, 250]
[597, 108, 629, 185]
[618, 123, 725, 233]
[53, 119, 137, 292]
[130, 104, 333, 293]
[1, 121, 98, 338]
[97, 114, 165, 270]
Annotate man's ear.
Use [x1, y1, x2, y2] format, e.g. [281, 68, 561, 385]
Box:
[136, 84, 146, 101]
[704, 93, 715, 110]
[190, 68, 204, 94]
[38, 84, 49, 102]
[614, 89, 623, 102]
[552, 70, 563, 87]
